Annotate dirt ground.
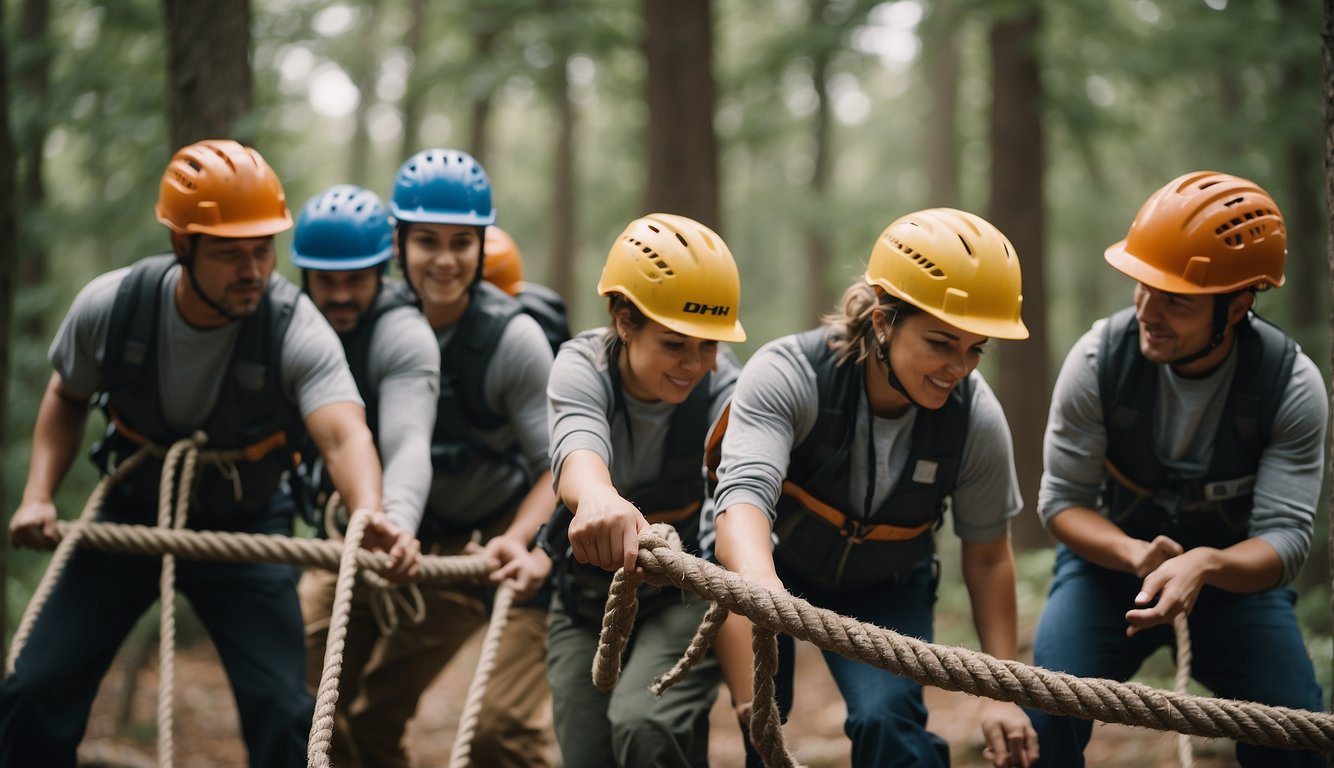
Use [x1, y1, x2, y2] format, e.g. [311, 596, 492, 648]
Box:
[79, 628, 1243, 767]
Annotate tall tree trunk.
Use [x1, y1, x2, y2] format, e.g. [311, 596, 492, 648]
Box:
[398, 0, 428, 162]
[922, 0, 961, 207]
[162, 0, 253, 148]
[0, 4, 20, 665]
[349, 0, 384, 185]
[469, 23, 499, 164]
[642, 0, 720, 230]
[17, 0, 50, 337]
[1320, 0, 1334, 708]
[547, 0, 577, 305]
[1278, 0, 1322, 331]
[988, 3, 1049, 551]
[804, 0, 834, 324]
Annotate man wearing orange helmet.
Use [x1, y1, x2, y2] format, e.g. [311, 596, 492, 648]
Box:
[0, 140, 419, 768]
[1029, 172, 1325, 767]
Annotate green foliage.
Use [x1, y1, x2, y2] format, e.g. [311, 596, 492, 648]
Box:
[3, 0, 1329, 661]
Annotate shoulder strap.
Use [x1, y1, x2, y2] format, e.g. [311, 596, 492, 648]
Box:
[440, 282, 524, 430]
[1227, 312, 1296, 445]
[104, 255, 177, 394]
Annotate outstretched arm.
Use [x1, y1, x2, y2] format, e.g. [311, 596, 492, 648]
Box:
[10, 374, 91, 549]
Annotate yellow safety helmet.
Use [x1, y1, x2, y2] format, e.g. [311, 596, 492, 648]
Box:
[866, 208, 1027, 340]
[1104, 171, 1285, 294]
[597, 213, 746, 343]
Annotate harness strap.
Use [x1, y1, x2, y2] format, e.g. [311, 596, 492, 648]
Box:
[645, 502, 702, 526]
[780, 481, 933, 543]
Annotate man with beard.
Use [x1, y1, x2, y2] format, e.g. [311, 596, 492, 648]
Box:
[1028, 171, 1325, 767]
[289, 185, 441, 766]
[1, 141, 420, 768]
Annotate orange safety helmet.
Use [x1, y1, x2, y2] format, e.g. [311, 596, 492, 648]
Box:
[866, 208, 1028, 340]
[1104, 171, 1285, 294]
[483, 226, 524, 296]
[156, 139, 293, 238]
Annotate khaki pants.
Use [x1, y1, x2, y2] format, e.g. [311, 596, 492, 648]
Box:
[300, 567, 555, 768]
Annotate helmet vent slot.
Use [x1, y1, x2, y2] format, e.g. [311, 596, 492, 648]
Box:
[675, 233, 689, 248]
[886, 234, 946, 278]
[625, 236, 675, 279]
[1214, 206, 1277, 247]
[957, 235, 973, 256]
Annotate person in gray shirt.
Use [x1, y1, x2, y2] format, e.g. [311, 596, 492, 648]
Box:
[284, 185, 441, 766]
[324, 149, 558, 768]
[0, 141, 418, 768]
[711, 209, 1037, 768]
[543, 213, 745, 767]
[1028, 172, 1325, 768]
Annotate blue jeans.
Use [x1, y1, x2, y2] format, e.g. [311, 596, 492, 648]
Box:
[743, 555, 948, 768]
[0, 490, 311, 768]
[1029, 545, 1324, 767]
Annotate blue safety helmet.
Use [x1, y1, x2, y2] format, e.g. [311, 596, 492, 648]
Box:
[389, 149, 496, 226]
[291, 185, 394, 271]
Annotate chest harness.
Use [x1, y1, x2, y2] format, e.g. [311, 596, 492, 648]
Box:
[1098, 307, 1295, 549]
[93, 255, 301, 528]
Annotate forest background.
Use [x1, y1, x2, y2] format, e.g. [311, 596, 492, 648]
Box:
[0, 0, 1330, 765]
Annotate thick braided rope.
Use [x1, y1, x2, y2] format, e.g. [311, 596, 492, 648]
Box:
[751, 626, 802, 768]
[626, 531, 1334, 753]
[49, 521, 490, 583]
[1174, 613, 1195, 767]
[450, 581, 517, 768]
[155, 434, 204, 768]
[592, 524, 683, 691]
[650, 601, 728, 695]
[592, 564, 643, 691]
[5, 444, 154, 674]
[308, 508, 373, 768]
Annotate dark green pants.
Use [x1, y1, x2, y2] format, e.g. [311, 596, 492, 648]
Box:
[546, 587, 719, 767]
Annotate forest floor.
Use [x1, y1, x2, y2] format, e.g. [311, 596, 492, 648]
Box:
[77, 628, 1243, 768]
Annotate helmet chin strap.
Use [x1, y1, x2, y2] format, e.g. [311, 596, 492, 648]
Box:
[182, 235, 243, 321]
[1165, 294, 1233, 368]
[871, 310, 922, 409]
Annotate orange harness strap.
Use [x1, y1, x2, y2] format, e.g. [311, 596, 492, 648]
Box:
[645, 501, 703, 526]
[781, 481, 932, 543]
[108, 406, 288, 463]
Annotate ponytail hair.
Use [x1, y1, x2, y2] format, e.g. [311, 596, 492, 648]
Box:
[821, 282, 921, 367]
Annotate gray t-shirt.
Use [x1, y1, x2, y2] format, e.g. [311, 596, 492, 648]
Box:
[548, 330, 740, 545]
[1038, 317, 1327, 586]
[49, 264, 360, 430]
[364, 303, 440, 534]
[710, 331, 1023, 547]
[425, 312, 553, 529]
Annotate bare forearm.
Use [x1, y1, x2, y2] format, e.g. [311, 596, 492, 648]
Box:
[962, 540, 1020, 660]
[307, 402, 382, 514]
[503, 470, 557, 544]
[1190, 538, 1284, 593]
[1048, 506, 1150, 574]
[714, 503, 776, 579]
[21, 375, 91, 505]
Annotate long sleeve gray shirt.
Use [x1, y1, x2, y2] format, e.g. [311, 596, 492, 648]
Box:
[548, 330, 740, 531]
[1038, 318, 1327, 586]
[364, 304, 440, 534]
[425, 312, 553, 529]
[708, 331, 1023, 549]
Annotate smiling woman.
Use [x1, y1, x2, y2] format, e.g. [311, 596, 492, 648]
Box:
[709, 208, 1039, 768]
[541, 212, 746, 766]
